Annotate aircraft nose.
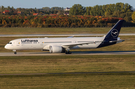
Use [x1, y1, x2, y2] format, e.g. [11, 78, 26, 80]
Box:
[4, 44, 9, 49]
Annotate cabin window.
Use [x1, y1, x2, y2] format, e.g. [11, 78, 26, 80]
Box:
[8, 42, 12, 44]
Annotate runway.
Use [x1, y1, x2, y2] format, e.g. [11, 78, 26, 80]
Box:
[0, 51, 135, 56]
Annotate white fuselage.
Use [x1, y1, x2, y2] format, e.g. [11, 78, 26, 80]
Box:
[5, 37, 104, 51]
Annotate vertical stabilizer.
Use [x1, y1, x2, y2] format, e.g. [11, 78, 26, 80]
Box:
[104, 20, 124, 41]
[98, 20, 124, 48]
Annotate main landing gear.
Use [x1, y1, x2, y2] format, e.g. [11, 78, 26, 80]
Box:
[65, 51, 72, 54]
[65, 49, 72, 54]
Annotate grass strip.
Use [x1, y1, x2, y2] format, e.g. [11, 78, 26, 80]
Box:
[0, 55, 135, 74]
[0, 55, 135, 89]
[0, 74, 135, 89]
[0, 27, 135, 34]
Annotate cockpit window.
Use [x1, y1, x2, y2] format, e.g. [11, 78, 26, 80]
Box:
[8, 42, 12, 44]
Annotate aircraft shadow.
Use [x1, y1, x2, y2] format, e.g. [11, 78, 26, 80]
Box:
[71, 51, 135, 54]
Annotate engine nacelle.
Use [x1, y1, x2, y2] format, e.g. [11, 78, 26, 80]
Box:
[49, 45, 65, 53]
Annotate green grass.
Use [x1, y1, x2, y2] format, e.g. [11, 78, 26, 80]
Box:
[0, 55, 135, 89]
[0, 27, 135, 34]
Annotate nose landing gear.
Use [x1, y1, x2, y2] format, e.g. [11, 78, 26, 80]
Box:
[13, 50, 17, 54]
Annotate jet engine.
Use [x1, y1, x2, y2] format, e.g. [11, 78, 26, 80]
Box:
[49, 45, 65, 53]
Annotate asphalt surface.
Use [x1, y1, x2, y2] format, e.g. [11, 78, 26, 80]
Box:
[0, 51, 135, 56]
[0, 33, 135, 37]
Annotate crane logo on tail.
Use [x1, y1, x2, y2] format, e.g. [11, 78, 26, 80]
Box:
[111, 29, 118, 37]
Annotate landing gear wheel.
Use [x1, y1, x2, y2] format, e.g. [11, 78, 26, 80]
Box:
[13, 50, 17, 54]
[14, 52, 17, 54]
[65, 51, 72, 54]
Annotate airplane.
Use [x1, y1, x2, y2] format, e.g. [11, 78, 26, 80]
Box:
[5, 20, 124, 54]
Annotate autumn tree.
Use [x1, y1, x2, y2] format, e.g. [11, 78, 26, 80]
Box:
[69, 4, 85, 15]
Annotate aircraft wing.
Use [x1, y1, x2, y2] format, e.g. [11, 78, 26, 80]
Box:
[43, 41, 98, 51]
[62, 41, 100, 49]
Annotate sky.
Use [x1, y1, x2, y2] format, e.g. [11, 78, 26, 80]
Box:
[0, 0, 135, 9]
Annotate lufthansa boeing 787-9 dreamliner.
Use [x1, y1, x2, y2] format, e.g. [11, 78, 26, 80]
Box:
[5, 20, 124, 54]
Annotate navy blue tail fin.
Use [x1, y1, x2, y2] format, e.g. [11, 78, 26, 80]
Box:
[98, 20, 124, 48]
[104, 20, 124, 41]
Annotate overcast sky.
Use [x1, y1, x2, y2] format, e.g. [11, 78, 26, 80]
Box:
[0, 0, 135, 9]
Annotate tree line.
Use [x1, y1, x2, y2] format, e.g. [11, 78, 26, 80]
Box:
[0, 3, 134, 19]
[0, 2, 135, 27]
[0, 6, 64, 15]
[70, 3, 133, 22]
[0, 15, 134, 28]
